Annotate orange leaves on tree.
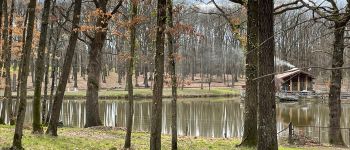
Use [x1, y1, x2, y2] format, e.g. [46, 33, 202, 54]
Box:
[11, 41, 23, 58]
[166, 22, 195, 37]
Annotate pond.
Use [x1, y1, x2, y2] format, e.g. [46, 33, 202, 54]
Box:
[1, 98, 350, 145]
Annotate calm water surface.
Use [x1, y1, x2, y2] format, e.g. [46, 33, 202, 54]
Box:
[1, 98, 350, 145]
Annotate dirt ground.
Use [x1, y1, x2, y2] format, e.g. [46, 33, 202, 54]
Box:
[0, 72, 246, 91]
[1, 72, 348, 93]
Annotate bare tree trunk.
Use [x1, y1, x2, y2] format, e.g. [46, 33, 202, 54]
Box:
[144, 64, 149, 87]
[14, 10, 28, 126]
[80, 51, 86, 78]
[85, 5, 107, 128]
[12, 0, 37, 148]
[166, 0, 177, 148]
[45, 27, 60, 124]
[42, 43, 50, 124]
[30, 59, 35, 86]
[240, 0, 258, 146]
[257, 0, 278, 149]
[124, 0, 137, 148]
[85, 0, 124, 127]
[46, 0, 82, 136]
[143, 37, 150, 88]
[42, 0, 56, 123]
[32, 0, 51, 134]
[116, 41, 123, 86]
[200, 45, 203, 90]
[0, 0, 5, 125]
[8, 0, 15, 125]
[73, 52, 78, 89]
[150, 0, 166, 148]
[328, 22, 346, 146]
[1, 0, 11, 125]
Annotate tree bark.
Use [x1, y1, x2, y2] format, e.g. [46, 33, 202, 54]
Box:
[14, 10, 28, 126]
[42, 43, 50, 124]
[0, 0, 5, 125]
[84, 0, 124, 126]
[328, 22, 346, 146]
[42, 1, 56, 123]
[46, 0, 82, 136]
[45, 27, 60, 125]
[240, 0, 258, 146]
[143, 40, 149, 88]
[150, 0, 166, 148]
[85, 2, 108, 128]
[73, 52, 78, 89]
[124, 0, 137, 148]
[166, 0, 177, 149]
[1, 0, 11, 125]
[116, 40, 123, 86]
[32, 0, 51, 134]
[257, 0, 278, 149]
[8, 0, 15, 125]
[12, 0, 37, 148]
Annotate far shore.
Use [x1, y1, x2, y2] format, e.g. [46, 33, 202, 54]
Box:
[0, 87, 240, 100]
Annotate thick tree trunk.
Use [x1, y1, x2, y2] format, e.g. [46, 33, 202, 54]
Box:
[85, 9, 108, 128]
[328, 22, 346, 146]
[32, 0, 51, 134]
[12, 0, 37, 148]
[124, 0, 137, 148]
[166, 0, 177, 148]
[46, 0, 82, 136]
[150, 0, 166, 148]
[240, 0, 258, 146]
[1, 0, 11, 125]
[257, 0, 278, 149]
[85, 31, 106, 127]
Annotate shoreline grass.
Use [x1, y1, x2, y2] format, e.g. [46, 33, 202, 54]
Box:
[0, 125, 342, 150]
[1, 87, 240, 100]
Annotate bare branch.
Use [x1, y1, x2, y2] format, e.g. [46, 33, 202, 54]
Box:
[227, 0, 245, 6]
[298, 0, 337, 22]
[110, 0, 123, 15]
[211, 0, 231, 24]
[325, 0, 339, 11]
[274, 1, 299, 11]
[274, 5, 304, 15]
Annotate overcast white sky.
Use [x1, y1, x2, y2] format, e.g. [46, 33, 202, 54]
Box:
[184, 0, 347, 11]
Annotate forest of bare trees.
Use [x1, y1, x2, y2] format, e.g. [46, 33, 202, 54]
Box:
[0, 0, 349, 149]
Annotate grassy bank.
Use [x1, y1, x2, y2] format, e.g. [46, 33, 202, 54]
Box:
[0, 125, 339, 150]
[2, 87, 239, 100]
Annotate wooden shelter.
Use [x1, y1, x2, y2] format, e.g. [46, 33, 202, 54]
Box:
[275, 68, 315, 92]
